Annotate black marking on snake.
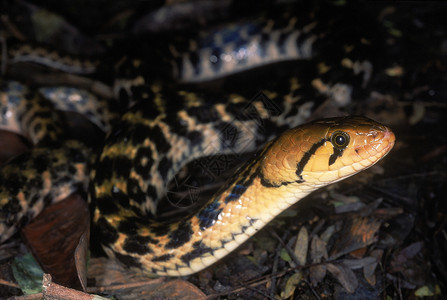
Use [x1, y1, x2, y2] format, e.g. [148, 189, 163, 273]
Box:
[29, 194, 41, 207]
[198, 200, 223, 230]
[130, 84, 154, 102]
[260, 166, 306, 186]
[296, 137, 328, 177]
[277, 32, 289, 55]
[165, 221, 194, 249]
[143, 124, 172, 155]
[233, 217, 259, 237]
[189, 51, 200, 76]
[145, 184, 158, 203]
[230, 216, 258, 242]
[111, 155, 132, 179]
[167, 116, 189, 138]
[96, 194, 120, 215]
[2, 199, 21, 217]
[118, 217, 155, 240]
[123, 235, 155, 255]
[150, 223, 171, 237]
[152, 254, 174, 262]
[329, 147, 344, 166]
[226, 101, 259, 122]
[210, 48, 222, 72]
[96, 217, 119, 244]
[158, 156, 173, 182]
[180, 241, 215, 265]
[187, 130, 203, 145]
[296, 31, 314, 57]
[127, 178, 146, 204]
[114, 252, 142, 269]
[130, 123, 152, 145]
[94, 156, 113, 186]
[117, 217, 139, 235]
[222, 167, 255, 204]
[134, 146, 154, 180]
[173, 57, 183, 78]
[2, 173, 27, 196]
[216, 121, 240, 149]
[258, 32, 269, 57]
[224, 184, 248, 203]
[187, 105, 220, 123]
[68, 146, 87, 162]
[223, 140, 276, 201]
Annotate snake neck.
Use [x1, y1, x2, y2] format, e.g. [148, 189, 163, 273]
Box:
[98, 144, 314, 276]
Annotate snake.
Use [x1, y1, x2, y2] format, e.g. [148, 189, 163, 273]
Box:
[91, 115, 395, 276]
[0, 3, 396, 277]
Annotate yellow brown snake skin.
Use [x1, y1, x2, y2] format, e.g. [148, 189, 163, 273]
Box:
[91, 116, 395, 276]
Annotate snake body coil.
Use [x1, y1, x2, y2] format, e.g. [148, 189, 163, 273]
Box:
[0, 4, 396, 277]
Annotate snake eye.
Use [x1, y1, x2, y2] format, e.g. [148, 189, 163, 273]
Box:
[331, 131, 350, 149]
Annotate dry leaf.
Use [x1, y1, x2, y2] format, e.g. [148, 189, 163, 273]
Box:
[281, 272, 304, 299]
[293, 227, 308, 266]
[22, 194, 90, 290]
[327, 263, 358, 293]
[310, 235, 328, 263]
[75, 230, 90, 292]
[330, 217, 381, 259]
[363, 249, 383, 286]
[309, 264, 327, 287]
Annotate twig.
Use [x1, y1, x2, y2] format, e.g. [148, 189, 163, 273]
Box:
[86, 277, 164, 293]
[0, 278, 20, 289]
[42, 274, 108, 300]
[8, 293, 43, 300]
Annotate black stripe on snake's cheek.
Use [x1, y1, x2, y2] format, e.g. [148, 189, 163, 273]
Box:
[165, 221, 193, 249]
[180, 241, 214, 265]
[296, 138, 327, 177]
[328, 147, 344, 166]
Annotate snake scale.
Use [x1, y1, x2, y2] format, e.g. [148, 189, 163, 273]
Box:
[0, 2, 396, 276]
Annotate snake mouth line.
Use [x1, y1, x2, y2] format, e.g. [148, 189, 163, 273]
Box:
[382, 130, 396, 155]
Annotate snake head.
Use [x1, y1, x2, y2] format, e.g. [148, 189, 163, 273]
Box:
[261, 116, 395, 188]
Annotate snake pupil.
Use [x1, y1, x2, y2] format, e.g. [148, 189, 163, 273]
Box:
[331, 132, 350, 148]
[336, 135, 345, 145]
